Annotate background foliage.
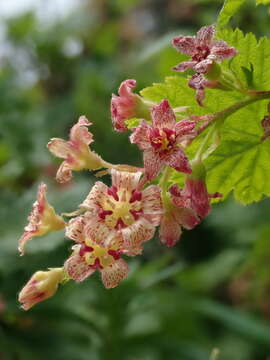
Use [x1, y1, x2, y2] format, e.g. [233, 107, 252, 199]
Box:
[1, 0, 270, 359]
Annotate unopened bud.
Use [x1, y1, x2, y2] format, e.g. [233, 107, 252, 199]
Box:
[19, 268, 65, 310]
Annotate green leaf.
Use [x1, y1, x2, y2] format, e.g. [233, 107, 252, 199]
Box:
[217, 0, 247, 28]
[141, 28, 270, 204]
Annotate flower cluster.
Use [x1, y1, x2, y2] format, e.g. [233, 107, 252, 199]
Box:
[18, 25, 229, 310]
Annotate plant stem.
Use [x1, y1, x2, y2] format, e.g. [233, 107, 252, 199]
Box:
[191, 90, 270, 143]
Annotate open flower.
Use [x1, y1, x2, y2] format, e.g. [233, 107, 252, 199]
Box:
[172, 25, 237, 74]
[18, 183, 65, 255]
[19, 268, 65, 310]
[64, 214, 129, 288]
[47, 116, 105, 183]
[80, 169, 162, 255]
[130, 99, 196, 180]
[159, 194, 200, 247]
[111, 79, 151, 132]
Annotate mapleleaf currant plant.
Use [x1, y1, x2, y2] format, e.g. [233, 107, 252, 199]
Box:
[18, 8, 270, 309]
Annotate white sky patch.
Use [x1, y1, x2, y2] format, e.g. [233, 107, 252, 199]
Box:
[0, 0, 85, 22]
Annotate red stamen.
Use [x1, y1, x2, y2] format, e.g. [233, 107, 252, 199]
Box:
[129, 189, 142, 203]
[79, 243, 94, 256]
[107, 186, 119, 201]
[108, 249, 121, 260]
[115, 218, 125, 230]
[98, 209, 113, 220]
[90, 258, 103, 270]
[129, 209, 142, 220]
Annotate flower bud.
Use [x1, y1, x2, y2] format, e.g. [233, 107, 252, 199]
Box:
[19, 268, 65, 310]
[111, 79, 151, 132]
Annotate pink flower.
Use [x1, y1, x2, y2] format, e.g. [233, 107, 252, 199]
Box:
[172, 25, 237, 74]
[130, 99, 196, 180]
[18, 183, 65, 255]
[79, 169, 162, 255]
[111, 79, 151, 132]
[159, 194, 200, 247]
[64, 214, 129, 288]
[19, 268, 64, 310]
[188, 73, 218, 106]
[47, 116, 105, 183]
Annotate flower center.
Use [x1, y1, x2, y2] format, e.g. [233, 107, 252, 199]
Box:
[79, 242, 121, 269]
[192, 45, 210, 62]
[98, 187, 143, 229]
[149, 127, 176, 155]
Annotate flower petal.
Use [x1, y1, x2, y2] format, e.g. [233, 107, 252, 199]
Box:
[151, 99, 176, 129]
[64, 253, 95, 282]
[111, 169, 142, 192]
[129, 120, 151, 150]
[84, 217, 113, 246]
[211, 40, 237, 61]
[70, 116, 93, 146]
[143, 149, 163, 180]
[196, 25, 215, 46]
[101, 259, 129, 289]
[175, 120, 196, 139]
[174, 207, 200, 229]
[66, 216, 85, 243]
[165, 148, 192, 174]
[141, 185, 162, 226]
[55, 161, 73, 183]
[159, 213, 182, 247]
[173, 60, 197, 72]
[80, 181, 108, 211]
[172, 36, 196, 56]
[121, 218, 155, 255]
[47, 138, 72, 159]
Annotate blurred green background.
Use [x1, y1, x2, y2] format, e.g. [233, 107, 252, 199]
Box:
[1, 0, 270, 359]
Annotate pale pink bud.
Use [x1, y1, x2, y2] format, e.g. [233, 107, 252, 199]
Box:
[18, 183, 65, 255]
[18, 268, 65, 310]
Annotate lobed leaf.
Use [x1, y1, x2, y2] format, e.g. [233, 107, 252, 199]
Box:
[217, 0, 247, 28]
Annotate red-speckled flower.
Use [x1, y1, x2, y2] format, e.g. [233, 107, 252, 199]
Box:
[19, 268, 64, 310]
[130, 99, 196, 180]
[18, 183, 65, 255]
[64, 214, 129, 288]
[47, 116, 105, 183]
[80, 169, 162, 255]
[111, 79, 151, 132]
[172, 25, 236, 74]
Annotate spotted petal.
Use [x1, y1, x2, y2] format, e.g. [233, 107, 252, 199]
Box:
[151, 99, 176, 129]
[172, 36, 196, 56]
[64, 253, 95, 282]
[196, 25, 215, 46]
[159, 212, 182, 247]
[165, 148, 192, 174]
[121, 218, 155, 255]
[101, 259, 129, 289]
[143, 149, 163, 180]
[80, 181, 108, 211]
[141, 185, 162, 226]
[129, 120, 151, 151]
[111, 169, 142, 192]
